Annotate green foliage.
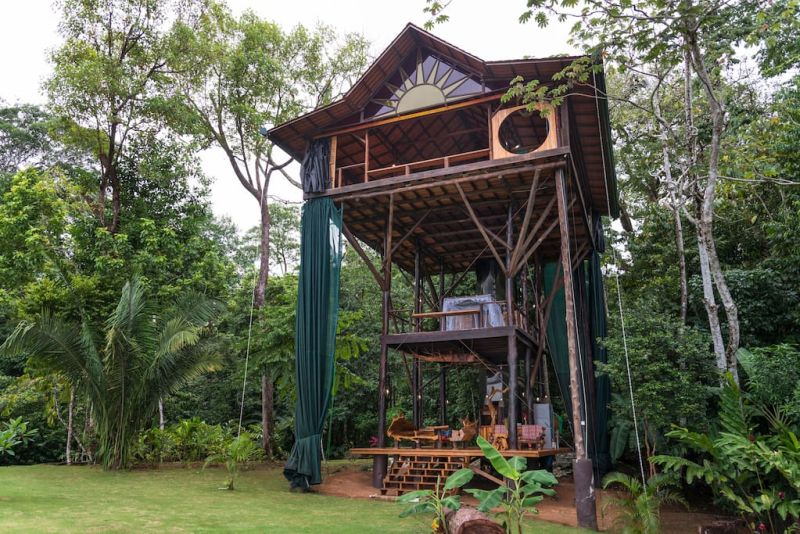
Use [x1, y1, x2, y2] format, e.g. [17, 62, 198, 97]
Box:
[2, 278, 222, 469]
[0, 417, 38, 458]
[600, 299, 717, 462]
[203, 431, 263, 490]
[397, 468, 473, 534]
[601, 472, 687, 534]
[737, 345, 800, 421]
[465, 436, 558, 534]
[652, 375, 800, 533]
[173, 417, 227, 464]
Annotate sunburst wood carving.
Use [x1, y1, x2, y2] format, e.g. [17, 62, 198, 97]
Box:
[368, 54, 484, 118]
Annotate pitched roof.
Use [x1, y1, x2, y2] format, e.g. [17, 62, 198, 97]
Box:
[268, 22, 618, 215]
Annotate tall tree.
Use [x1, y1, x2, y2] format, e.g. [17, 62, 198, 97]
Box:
[46, 0, 180, 233]
[166, 3, 368, 305]
[499, 0, 794, 381]
[165, 2, 368, 453]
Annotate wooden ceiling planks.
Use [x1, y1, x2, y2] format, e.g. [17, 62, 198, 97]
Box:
[338, 154, 590, 274]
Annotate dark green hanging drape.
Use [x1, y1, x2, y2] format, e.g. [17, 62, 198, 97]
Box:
[543, 245, 611, 479]
[283, 197, 343, 489]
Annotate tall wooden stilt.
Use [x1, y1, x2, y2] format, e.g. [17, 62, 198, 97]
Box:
[556, 169, 597, 529]
[413, 241, 422, 429]
[438, 261, 447, 425]
[373, 194, 394, 488]
[506, 203, 519, 449]
[524, 347, 532, 423]
[439, 366, 447, 425]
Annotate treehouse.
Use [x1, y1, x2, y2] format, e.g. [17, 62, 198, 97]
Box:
[270, 24, 617, 528]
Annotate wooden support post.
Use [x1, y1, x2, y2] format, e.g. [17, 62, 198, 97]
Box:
[364, 130, 370, 183]
[373, 194, 394, 489]
[506, 202, 519, 450]
[329, 136, 337, 189]
[439, 365, 447, 425]
[413, 241, 422, 429]
[525, 347, 532, 423]
[555, 168, 597, 530]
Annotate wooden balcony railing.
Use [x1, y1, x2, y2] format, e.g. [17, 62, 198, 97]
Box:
[333, 148, 490, 189]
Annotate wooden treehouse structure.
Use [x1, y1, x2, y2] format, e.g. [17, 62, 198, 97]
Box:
[270, 24, 617, 529]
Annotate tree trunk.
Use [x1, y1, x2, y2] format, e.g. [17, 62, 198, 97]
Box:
[254, 197, 271, 307]
[704, 227, 740, 384]
[688, 31, 741, 383]
[158, 398, 165, 430]
[447, 506, 504, 534]
[109, 164, 121, 233]
[66, 387, 74, 465]
[674, 208, 688, 325]
[261, 374, 274, 457]
[653, 93, 688, 326]
[697, 226, 727, 376]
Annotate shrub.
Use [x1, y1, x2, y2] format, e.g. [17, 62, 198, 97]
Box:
[653, 375, 800, 533]
[601, 472, 686, 534]
[204, 432, 263, 490]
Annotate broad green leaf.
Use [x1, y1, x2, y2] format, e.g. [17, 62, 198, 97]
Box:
[476, 435, 519, 480]
[522, 495, 543, 508]
[509, 456, 527, 472]
[466, 486, 506, 513]
[397, 489, 432, 503]
[444, 468, 474, 490]
[398, 501, 436, 518]
[520, 469, 558, 487]
[440, 495, 462, 511]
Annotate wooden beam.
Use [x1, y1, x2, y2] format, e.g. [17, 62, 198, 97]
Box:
[363, 130, 370, 183]
[308, 147, 569, 201]
[509, 169, 541, 270]
[389, 209, 432, 258]
[329, 136, 337, 189]
[555, 167, 587, 461]
[343, 224, 385, 290]
[455, 206, 510, 249]
[510, 195, 559, 276]
[512, 217, 560, 278]
[457, 183, 508, 277]
[315, 93, 503, 139]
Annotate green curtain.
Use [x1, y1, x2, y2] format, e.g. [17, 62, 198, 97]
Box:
[284, 197, 343, 489]
[588, 251, 612, 475]
[543, 253, 611, 478]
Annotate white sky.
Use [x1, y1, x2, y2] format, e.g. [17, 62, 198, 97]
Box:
[0, 0, 575, 232]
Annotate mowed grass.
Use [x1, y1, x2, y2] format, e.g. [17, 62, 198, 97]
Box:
[0, 463, 584, 533]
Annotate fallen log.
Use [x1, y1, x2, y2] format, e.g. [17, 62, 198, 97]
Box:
[447, 506, 504, 534]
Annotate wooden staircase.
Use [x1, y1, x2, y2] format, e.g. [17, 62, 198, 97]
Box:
[381, 453, 470, 496]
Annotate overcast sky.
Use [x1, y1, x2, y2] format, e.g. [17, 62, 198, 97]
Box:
[0, 1, 576, 232]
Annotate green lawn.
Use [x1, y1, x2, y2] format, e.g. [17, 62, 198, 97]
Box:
[0, 464, 583, 533]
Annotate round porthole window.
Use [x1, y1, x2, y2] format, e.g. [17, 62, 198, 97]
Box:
[498, 109, 550, 154]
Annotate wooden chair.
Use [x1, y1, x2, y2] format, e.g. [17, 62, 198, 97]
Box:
[517, 424, 546, 450]
[450, 418, 477, 448]
[491, 425, 509, 451]
[386, 412, 443, 446]
[386, 413, 416, 446]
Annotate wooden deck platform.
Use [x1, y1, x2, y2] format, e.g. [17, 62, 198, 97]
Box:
[350, 446, 569, 458]
[382, 326, 537, 364]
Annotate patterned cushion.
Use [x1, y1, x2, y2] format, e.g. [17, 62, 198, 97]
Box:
[519, 424, 544, 441]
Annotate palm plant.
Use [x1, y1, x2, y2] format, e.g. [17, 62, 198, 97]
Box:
[601, 472, 687, 534]
[2, 278, 221, 469]
[204, 432, 262, 490]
